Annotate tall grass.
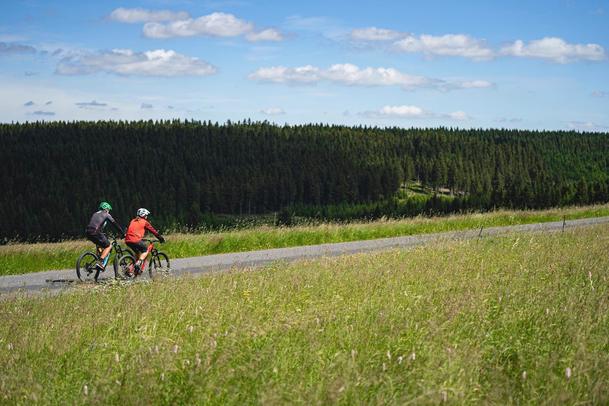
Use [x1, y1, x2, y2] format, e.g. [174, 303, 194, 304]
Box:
[1, 224, 609, 403]
[2, 203, 609, 276]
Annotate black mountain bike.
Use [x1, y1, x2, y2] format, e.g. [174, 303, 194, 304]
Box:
[76, 238, 133, 282]
[117, 239, 170, 280]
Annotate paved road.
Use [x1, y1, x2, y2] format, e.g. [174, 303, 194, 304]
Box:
[2, 216, 608, 297]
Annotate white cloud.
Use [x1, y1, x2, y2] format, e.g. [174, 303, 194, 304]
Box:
[56, 49, 217, 77]
[249, 63, 492, 91]
[351, 27, 403, 41]
[373, 105, 428, 118]
[142, 12, 283, 42]
[245, 28, 284, 42]
[567, 121, 609, 132]
[248, 65, 321, 83]
[362, 105, 472, 121]
[109, 7, 190, 23]
[446, 111, 470, 121]
[260, 107, 285, 115]
[500, 37, 606, 63]
[394, 34, 494, 60]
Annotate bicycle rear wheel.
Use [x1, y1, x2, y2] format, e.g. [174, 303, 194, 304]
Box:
[76, 251, 98, 282]
[116, 254, 137, 280]
[149, 252, 170, 279]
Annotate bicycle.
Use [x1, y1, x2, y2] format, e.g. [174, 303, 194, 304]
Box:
[116, 239, 170, 280]
[76, 237, 134, 282]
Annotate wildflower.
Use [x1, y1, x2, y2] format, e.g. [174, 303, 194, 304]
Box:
[83, 384, 88, 396]
[160, 373, 165, 381]
[522, 371, 527, 380]
[187, 326, 194, 334]
[397, 356, 404, 364]
[410, 352, 416, 361]
[115, 353, 120, 363]
[7, 343, 13, 351]
[386, 350, 392, 360]
[172, 344, 179, 354]
[566, 367, 572, 379]
[195, 353, 201, 368]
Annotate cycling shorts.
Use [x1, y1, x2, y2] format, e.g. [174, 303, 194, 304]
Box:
[127, 240, 149, 253]
[86, 232, 110, 248]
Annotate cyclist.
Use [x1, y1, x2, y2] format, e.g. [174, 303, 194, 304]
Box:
[85, 201, 125, 271]
[125, 208, 165, 274]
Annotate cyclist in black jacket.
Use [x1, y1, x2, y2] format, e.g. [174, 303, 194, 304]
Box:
[85, 201, 125, 270]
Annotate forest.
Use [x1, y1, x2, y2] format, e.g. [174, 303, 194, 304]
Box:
[1, 120, 608, 242]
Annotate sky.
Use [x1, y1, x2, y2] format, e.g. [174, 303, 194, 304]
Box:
[1, 0, 608, 131]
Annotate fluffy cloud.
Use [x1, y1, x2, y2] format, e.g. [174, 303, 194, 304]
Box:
[369, 105, 429, 118]
[249, 63, 492, 91]
[109, 7, 189, 23]
[142, 12, 283, 42]
[260, 107, 285, 115]
[0, 42, 37, 54]
[245, 28, 284, 42]
[500, 37, 605, 63]
[249, 65, 321, 83]
[56, 49, 216, 77]
[351, 27, 402, 41]
[362, 105, 471, 121]
[351, 27, 605, 64]
[394, 34, 494, 60]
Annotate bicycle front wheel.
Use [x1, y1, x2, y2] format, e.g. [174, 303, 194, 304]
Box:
[76, 251, 98, 282]
[116, 254, 137, 280]
[149, 252, 170, 279]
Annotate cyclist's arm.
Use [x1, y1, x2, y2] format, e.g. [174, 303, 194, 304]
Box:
[144, 221, 161, 239]
[107, 213, 125, 236]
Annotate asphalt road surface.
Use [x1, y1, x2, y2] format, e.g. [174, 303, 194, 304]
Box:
[2, 216, 608, 297]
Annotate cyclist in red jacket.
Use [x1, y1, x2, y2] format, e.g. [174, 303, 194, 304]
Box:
[125, 208, 165, 273]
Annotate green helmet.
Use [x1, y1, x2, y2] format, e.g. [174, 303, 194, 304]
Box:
[99, 201, 112, 211]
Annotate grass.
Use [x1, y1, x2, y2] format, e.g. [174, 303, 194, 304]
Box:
[2, 203, 609, 276]
[2, 223, 609, 403]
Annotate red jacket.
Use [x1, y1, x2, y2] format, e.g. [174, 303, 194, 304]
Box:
[125, 217, 160, 243]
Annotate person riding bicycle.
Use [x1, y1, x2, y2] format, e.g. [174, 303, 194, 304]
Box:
[125, 208, 165, 274]
[85, 201, 125, 271]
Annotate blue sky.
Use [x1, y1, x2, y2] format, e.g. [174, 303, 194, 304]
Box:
[1, 0, 608, 130]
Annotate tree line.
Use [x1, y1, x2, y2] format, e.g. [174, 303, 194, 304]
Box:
[1, 120, 608, 242]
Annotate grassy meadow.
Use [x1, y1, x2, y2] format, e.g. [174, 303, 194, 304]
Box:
[1, 204, 609, 276]
[2, 223, 609, 404]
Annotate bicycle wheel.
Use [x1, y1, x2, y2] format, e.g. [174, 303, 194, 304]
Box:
[76, 251, 98, 282]
[149, 252, 170, 279]
[116, 254, 137, 280]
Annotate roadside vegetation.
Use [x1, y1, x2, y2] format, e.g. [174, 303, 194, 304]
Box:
[1, 203, 609, 276]
[2, 223, 609, 403]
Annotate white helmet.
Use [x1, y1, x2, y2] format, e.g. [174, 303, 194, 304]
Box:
[137, 208, 150, 218]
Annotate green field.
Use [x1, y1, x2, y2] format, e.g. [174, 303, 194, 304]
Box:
[2, 223, 609, 404]
[1, 204, 609, 276]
